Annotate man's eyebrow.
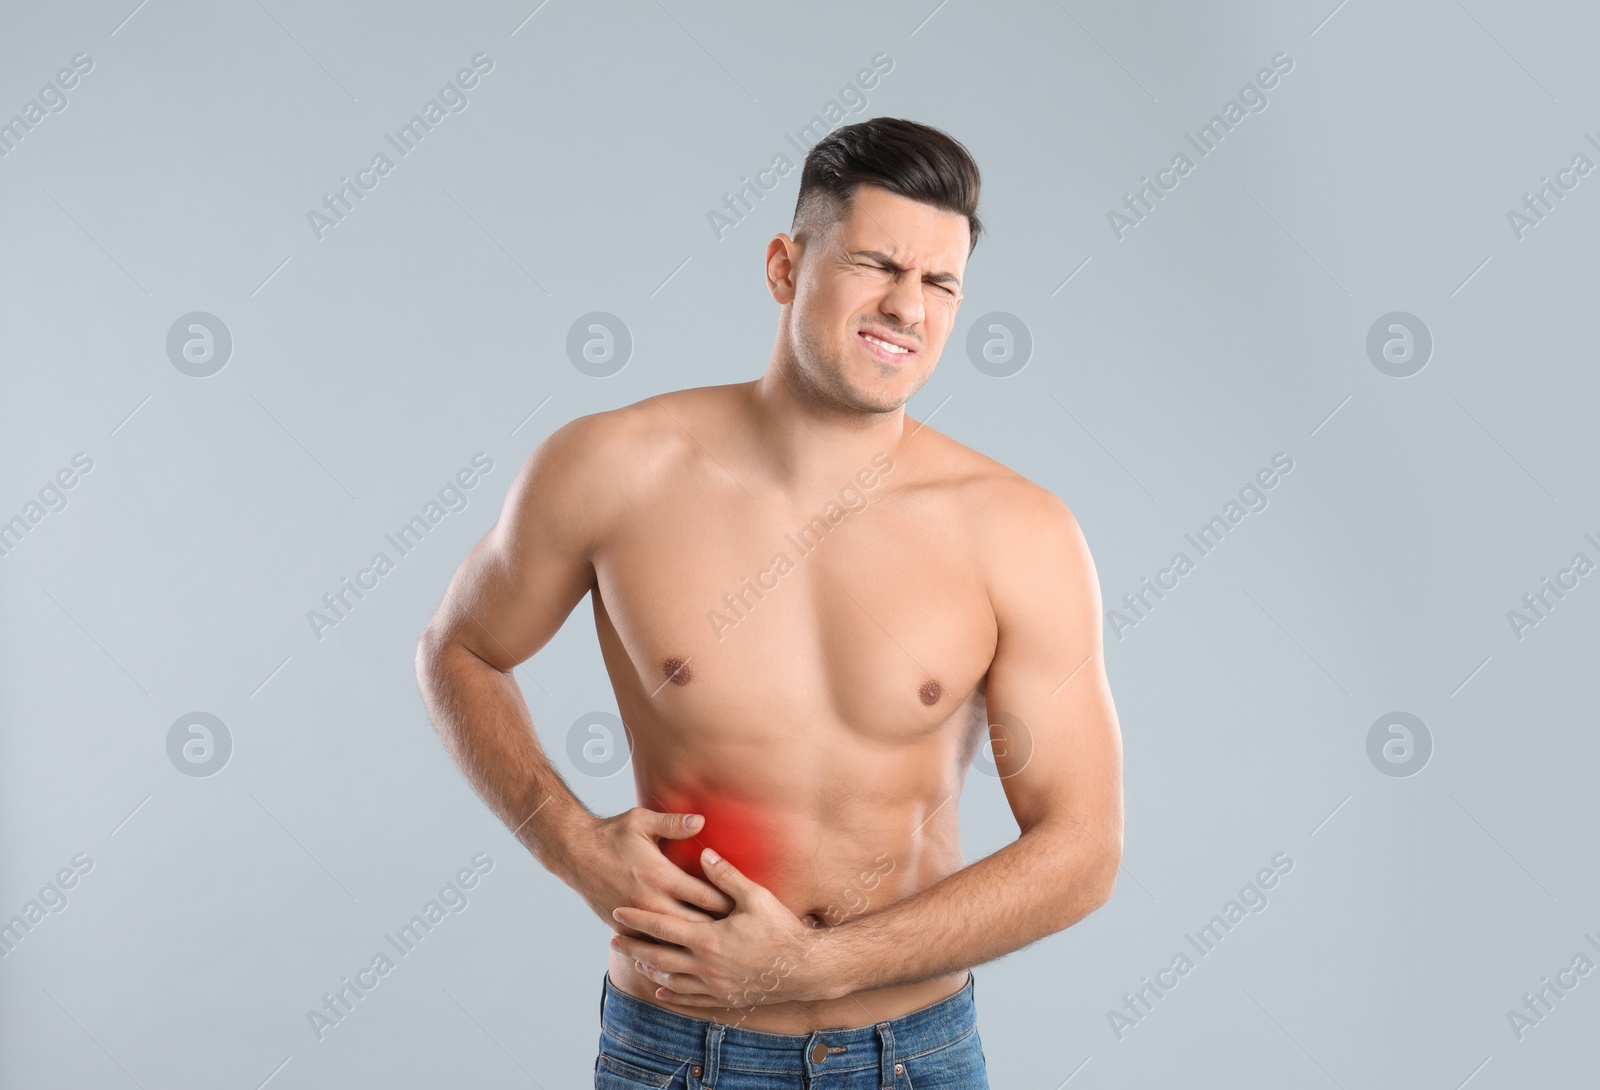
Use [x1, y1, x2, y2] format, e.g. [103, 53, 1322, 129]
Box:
[850, 249, 962, 287]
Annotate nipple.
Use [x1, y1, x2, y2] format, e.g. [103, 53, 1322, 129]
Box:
[662, 657, 693, 686]
[919, 680, 942, 706]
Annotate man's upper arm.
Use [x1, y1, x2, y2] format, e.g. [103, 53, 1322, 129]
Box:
[421, 413, 624, 671]
[981, 483, 1124, 867]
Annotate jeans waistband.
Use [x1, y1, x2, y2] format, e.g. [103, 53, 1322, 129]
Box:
[599, 970, 978, 1081]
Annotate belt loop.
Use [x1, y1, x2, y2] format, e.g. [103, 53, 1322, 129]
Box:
[701, 1022, 725, 1087]
[875, 1021, 897, 1089]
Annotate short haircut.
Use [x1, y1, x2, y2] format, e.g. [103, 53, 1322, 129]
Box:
[790, 117, 983, 256]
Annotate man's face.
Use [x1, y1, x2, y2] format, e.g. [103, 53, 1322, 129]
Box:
[773, 184, 969, 414]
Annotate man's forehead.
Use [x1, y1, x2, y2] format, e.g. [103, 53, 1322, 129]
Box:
[838, 192, 969, 273]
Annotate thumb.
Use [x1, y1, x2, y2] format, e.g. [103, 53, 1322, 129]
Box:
[646, 809, 705, 840]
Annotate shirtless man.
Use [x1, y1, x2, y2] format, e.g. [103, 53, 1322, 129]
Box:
[416, 117, 1123, 1088]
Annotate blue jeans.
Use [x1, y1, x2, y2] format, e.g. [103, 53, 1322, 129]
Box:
[595, 970, 988, 1088]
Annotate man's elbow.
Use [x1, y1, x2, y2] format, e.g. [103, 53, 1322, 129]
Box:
[1069, 840, 1122, 923]
[414, 623, 460, 701]
[1091, 849, 1121, 909]
[414, 625, 442, 685]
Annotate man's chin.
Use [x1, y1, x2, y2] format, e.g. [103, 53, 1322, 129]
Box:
[801, 354, 925, 414]
[841, 390, 912, 415]
[840, 372, 923, 413]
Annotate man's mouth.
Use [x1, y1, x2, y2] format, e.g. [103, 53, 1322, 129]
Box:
[858, 329, 916, 363]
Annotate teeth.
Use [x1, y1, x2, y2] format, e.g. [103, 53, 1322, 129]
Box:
[863, 333, 910, 354]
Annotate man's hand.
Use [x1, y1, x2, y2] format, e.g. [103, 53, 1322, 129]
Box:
[611, 847, 840, 1009]
[565, 808, 736, 940]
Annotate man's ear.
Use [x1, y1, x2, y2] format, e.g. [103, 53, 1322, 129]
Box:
[766, 234, 800, 303]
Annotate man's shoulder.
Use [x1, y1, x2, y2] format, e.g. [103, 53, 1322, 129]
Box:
[903, 421, 1077, 539]
[540, 383, 739, 486]
[905, 425, 1094, 621]
[492, 385, 740, 557]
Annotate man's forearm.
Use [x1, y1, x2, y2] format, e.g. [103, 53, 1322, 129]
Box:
[415, 633, 593, 883]
[812, 820, 1118, 998]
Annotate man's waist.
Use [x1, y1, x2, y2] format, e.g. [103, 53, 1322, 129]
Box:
[599, 964, 977, 1064]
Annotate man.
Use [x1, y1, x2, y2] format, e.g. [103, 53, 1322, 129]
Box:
[416, 116, 1123, 1088]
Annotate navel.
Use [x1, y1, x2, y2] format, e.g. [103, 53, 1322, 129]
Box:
[662, 657, 693, 686]
[919, 680, 942, 706]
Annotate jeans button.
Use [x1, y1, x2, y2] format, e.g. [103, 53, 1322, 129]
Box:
[894, 1062, 904, 1074]
[810, 1040, 828, 1063]
[691, 1065, 702, 1077]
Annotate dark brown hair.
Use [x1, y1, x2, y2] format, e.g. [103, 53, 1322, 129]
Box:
[791, 117, 983, 254]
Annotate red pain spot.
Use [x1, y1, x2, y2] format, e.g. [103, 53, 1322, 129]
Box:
[919, 680, 942, 706]
[662, 657, 692, 686]
[652, 792, 778, 892]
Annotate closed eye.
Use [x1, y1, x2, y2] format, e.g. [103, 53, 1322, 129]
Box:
[863, 261, 958, 296]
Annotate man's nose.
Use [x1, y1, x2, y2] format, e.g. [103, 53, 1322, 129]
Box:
[880, 274, 925, 328]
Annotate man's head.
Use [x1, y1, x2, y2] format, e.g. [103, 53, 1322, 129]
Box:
[766, 117, 982, 415]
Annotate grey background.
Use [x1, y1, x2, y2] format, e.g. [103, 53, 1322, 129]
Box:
[2, 0, 1596, 1086]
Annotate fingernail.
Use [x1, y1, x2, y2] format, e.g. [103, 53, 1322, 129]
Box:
[703, 847, 721, 864]
[687, 815, 703, 830]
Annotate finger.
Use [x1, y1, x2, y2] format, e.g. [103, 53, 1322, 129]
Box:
[613, 935, 696, 974]
[609, 895, 702, 941]
[653, 984, 730, 1007]
[654, 982, 761, 1009]
[698, 847, 753, 902]
[640, 808, 705, 840]
[613, 906, 698, 947]
[635, 964, 715, 998]
[663, 869, 737, 917]
[637, 888, 718, 923]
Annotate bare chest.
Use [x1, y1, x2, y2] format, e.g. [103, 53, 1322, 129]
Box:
[591, 485, 997, 740]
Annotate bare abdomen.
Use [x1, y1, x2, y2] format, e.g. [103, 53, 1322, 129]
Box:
[648, 788, 784, 893]
[643, 774, 963, 927]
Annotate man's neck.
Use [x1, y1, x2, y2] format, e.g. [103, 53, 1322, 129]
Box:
[744, 366, 909, 496]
